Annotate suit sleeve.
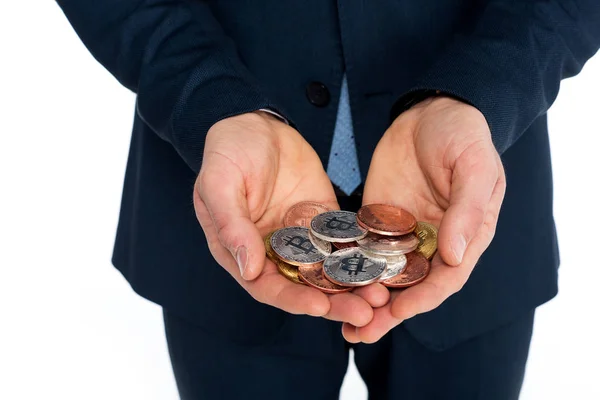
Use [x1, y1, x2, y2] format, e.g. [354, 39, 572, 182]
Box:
[392, 0, 600, 154]
[56, 0, 287, 173]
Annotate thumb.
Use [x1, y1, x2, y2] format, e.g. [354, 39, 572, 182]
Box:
[438, 144, 499, 266]
[196, 155, 265, 281]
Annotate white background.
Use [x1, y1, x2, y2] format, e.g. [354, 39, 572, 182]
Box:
[1, 2, 599, 399]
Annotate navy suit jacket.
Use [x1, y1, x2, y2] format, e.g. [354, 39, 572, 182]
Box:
[57, 0, 600, 350]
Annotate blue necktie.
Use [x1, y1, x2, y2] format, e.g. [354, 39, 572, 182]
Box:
[327, 75, 362, 195]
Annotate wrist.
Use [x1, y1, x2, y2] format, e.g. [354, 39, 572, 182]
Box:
[390, 89, 474, 123]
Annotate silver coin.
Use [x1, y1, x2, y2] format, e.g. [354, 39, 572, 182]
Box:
[308, 229, 332, 256]
[376, 254, 408, 281]
[323, 248, 386, 287]
[357, 233, 419, 256]
[310, 211, 368, 243]
[270, 227, 327, 266]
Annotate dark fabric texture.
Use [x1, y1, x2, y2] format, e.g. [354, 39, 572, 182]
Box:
[56, 0, 600, 350]
[164, 308, 535, 400]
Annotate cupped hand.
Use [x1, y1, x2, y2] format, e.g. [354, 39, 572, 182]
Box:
[343, 96, 506, 343]
[194, 111, 388, 327]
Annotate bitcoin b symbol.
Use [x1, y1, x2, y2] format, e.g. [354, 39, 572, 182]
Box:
[284, 235, 315, 254]
[326, 217, 353, 231]
[341, 253, 368, 276]
[417, 231, 427, 245]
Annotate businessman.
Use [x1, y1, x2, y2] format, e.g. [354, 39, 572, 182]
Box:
[58, 1, 600, 399]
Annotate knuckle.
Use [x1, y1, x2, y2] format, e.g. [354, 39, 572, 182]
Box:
[205, 235, 222, 255]
[466, 200, 487, 216]
[458, 145, 498, 178]
[469, 203, 487, 224]
[455, 139, 487, 165]
[192, 187, 205, 213]
[215, 221, 239, 249]
[197, 169, 222, 192]
[480, 224, 497, 248]
[196, 170, 215, 197]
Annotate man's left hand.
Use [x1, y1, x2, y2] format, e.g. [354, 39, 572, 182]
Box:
[344, 96, 506, 343]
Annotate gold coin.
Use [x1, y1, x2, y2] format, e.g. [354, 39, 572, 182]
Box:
[415, 221, 438, 260]
[264, 231, 304, 284]
[275, 259, 304, 284]
[264, 231, 279, 262]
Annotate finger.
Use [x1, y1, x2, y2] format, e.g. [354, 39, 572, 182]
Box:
[342, 322, 361, 343]
[358, 211, 501, 342]
[489, 154, 507, 225]
[356, 292, 403, 343]
[389, 167, 506, 323]
[390, 217, 494, 321]
[471, 156, 507, 249]
[324, 292, 373, 327]
[192, 191, 228, 258]
[195, 195, 332, 317]
[247, 265, 331, 316]
[438, 143, 499, 266]
[391, 253, 469, 321]
[197, 153, 265, 280]
[352, 283, 391, 308]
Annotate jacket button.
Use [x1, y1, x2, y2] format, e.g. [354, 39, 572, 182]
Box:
[306, 82, 331, 107]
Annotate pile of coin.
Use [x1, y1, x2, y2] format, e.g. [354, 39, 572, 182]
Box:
[265, 201, 438, 293]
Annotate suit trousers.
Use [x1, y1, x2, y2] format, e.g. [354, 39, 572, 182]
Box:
[164, 307, 534, 400]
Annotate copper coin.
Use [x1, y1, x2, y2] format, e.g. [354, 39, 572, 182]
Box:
[298, 262, 352, 294]
[283, 201, 331, 228]
[332, 241, 358, 250]
[357, 233, 419, 256]
[382, 251, 430, 288]
[356, 204, 417, 236]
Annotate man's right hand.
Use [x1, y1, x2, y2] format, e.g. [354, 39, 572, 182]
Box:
[193, 111, 388, 327]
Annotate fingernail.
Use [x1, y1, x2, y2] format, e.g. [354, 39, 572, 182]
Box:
[236, 246, 248, 278]
[451, 234, 466, 264]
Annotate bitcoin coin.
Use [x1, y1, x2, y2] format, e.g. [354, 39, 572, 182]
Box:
[310, 210, 368, 243]
[275, 258, 303, 284]
[298, 262, 352, 294]
[375, 254, 408, 281]
[308, 229, 332, 256]
[357, 204, 417, 236]
[323, 248, 386, 287]
[415, 221, 438, 260]
[357, 233, 419, 256]
[382, 251, 430, 288]
[283, 201, 331, 228]
[270, 226, 327, 266]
